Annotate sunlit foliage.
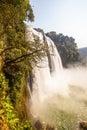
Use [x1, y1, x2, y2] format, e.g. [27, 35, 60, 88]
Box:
[0, 0, 47, 129]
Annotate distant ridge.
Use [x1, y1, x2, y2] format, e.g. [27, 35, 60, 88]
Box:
[79, 47, 87, 60]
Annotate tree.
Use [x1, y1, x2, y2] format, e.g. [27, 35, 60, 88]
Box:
[46, 32, 81, 67]
[0, 0, 48, 129]
[0, 0, 47, 91]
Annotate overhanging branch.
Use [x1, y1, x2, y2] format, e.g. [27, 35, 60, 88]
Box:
[4, 47, 45, 65]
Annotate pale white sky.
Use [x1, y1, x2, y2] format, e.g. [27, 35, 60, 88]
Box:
[30, 0, 87, 48]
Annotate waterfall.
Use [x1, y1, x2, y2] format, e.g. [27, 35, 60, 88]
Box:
[26, 25, 69, 111]
[26, 25, 68, 97]
[26, 25, 87, 129]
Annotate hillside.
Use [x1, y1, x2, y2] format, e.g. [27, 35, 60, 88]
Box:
[46, 32, 81, 67]
[79, 47, 87, 60]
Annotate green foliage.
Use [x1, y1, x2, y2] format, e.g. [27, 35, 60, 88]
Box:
[46, 32, 81, 67]
[0, 0, 39, 129]
[0, 0, 47, 103]
[0, 72, 32, 130]
[0, 1, 48, 129]
[0, 41, 4, 49]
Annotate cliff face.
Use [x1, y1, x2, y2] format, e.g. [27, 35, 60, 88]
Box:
[79, 122, 87, 130]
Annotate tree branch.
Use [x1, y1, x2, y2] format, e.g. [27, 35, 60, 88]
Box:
[4, 48, 45, 65]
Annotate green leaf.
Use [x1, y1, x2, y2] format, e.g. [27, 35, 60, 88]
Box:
[0, 41, 3, 49]
[0, 109, 4, 114]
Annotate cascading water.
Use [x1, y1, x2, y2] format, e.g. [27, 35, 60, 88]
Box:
[26, 25, 87, 130]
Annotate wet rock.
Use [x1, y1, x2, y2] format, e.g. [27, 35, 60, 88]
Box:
[79, 121, 87, 130]
[34, 120, 56, 130]
[34, 120, 44, 130]
[46, 124, 55, 130]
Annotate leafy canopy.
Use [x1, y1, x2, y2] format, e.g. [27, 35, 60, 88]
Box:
[46, 32, 81, 67]
[0, 0, 47, 129]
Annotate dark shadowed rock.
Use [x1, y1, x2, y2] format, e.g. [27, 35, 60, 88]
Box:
[34, 120, 56, 130]
[34, 120, 44, 130]
[79, 121, 87, 130]
[46, 124, 55, 130]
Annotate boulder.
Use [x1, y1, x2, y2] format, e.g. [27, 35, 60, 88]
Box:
[79, 121, 87, 130]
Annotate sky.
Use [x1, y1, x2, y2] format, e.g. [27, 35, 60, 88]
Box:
[30, 0, 87, 48]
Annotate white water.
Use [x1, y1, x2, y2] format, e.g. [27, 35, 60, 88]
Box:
[26, 26, 87, 129]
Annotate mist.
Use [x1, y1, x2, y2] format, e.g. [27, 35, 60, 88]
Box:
[27, 26, 87, 129]
[30, 66, 87, 129]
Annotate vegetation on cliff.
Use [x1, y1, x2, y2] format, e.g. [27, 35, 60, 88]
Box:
[0, 0, 47, 129]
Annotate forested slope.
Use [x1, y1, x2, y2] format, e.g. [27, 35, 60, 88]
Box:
[0, 0, 47, 129]
[79, 47, 87, 59]
[46, 32, 81, 67]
